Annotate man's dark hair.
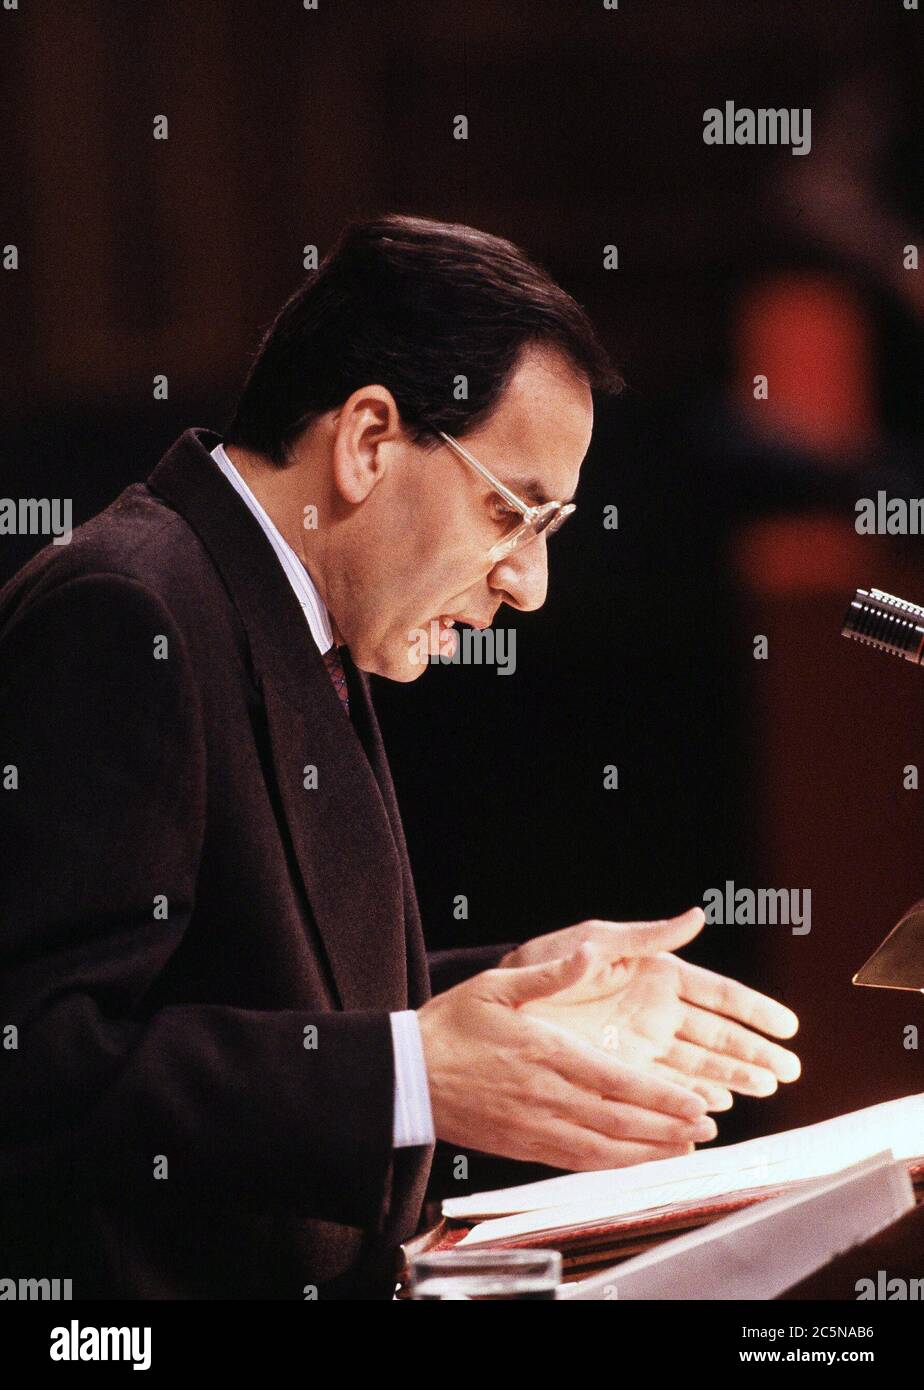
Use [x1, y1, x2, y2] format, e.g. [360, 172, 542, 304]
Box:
[224, 214, 622, 464]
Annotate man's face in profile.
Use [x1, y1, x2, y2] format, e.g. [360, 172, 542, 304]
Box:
[343, 346, 595, 681]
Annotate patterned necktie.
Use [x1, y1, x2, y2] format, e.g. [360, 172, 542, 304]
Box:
[322, 643, 350, 717]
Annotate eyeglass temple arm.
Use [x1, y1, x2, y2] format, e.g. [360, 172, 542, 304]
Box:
[436, 431, 538, 519]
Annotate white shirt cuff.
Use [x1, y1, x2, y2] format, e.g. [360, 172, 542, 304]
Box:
[389, 1010, 435, 1148]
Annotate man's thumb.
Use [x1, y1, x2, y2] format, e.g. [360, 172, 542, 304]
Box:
[619, 906, 706, 955]
[493, 944, 594, 1007]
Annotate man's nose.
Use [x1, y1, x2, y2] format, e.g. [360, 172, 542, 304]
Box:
[489, 533, 549, 612]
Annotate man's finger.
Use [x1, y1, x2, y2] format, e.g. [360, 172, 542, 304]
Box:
[545, 1076, 718, 1145]
[486, 945, 595, 1007]
[524, 1119, 696, 1173]
[678, 1004, 801, 1081]
[662, 1038, 779, 1096]
[514, 1117, 694, 1173]
[675, 958, 799, 1038]
[649, 1062, 734, 1112]
[577, 907, 706, 959]
[534, 1024, 708, 1121]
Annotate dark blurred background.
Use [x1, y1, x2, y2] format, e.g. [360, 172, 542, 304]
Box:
[2, 0, 923, 1154]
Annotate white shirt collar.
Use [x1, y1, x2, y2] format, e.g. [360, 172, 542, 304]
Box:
[210, 441, 335, 654]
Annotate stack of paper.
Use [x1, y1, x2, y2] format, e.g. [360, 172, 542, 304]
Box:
[442, 1093, 924, 1256]
[560, 1152, 914, 1299]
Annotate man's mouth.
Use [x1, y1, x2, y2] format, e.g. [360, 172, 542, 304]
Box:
[439, 613, 491, 630]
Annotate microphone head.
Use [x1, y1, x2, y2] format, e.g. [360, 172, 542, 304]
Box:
[842, 588, 924, 665]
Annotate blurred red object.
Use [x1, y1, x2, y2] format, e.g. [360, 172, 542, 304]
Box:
[734, 274, 876, 459]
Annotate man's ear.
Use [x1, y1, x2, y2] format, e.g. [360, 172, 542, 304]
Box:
[331, 385, 403, 505]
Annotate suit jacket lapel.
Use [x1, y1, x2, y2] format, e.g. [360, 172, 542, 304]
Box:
[342, 652, 430, 1007]
[147, 427, 409, 1012]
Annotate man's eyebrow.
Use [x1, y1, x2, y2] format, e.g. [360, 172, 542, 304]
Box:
[511, 477, 576, 506]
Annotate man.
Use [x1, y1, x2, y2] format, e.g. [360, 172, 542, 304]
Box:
[0, 215, 799, 1299]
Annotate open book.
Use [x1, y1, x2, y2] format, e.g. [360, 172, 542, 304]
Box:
[435, 1093, 924, 1271]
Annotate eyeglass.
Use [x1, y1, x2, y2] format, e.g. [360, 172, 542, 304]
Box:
[435, 429, 577, 562]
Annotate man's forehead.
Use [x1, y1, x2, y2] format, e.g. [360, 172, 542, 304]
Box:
[486, 430, 588, 506]
[488, 411, 591, 505]
[471, 350, 593, 498]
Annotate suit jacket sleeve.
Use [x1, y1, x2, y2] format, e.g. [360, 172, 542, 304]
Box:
[427, 944, 515, 996]
[0, 573, 395, 1230]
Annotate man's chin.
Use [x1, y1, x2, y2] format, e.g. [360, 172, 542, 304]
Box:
[383, 658, 428, 684]
[351, 644, 430, 683]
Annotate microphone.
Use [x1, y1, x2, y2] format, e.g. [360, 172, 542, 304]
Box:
[842, 588, 924, 666]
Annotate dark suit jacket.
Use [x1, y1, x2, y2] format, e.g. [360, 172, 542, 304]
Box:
[0, 426, 504, 1299]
